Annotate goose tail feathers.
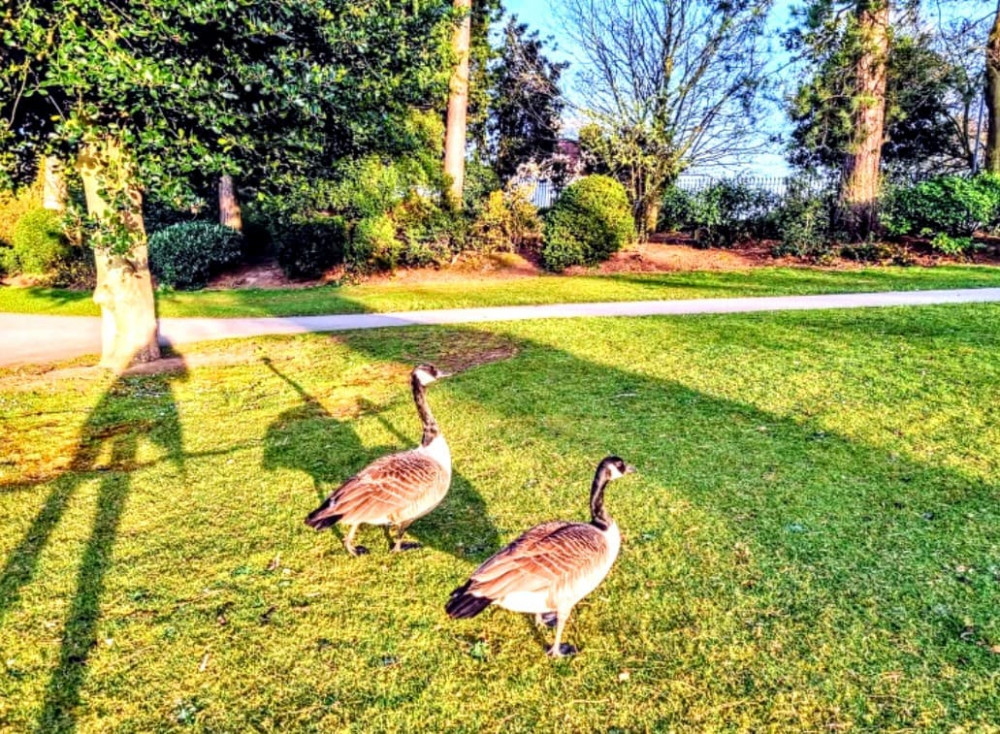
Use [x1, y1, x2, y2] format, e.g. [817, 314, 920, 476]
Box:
[445, 580, 493, 619]
[304, 497, 342, 530]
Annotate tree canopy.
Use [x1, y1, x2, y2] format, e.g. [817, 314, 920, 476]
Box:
[1, 0, 457, 200]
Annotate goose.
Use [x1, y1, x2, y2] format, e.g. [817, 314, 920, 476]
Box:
[445, 455, 635, 657]
[304, 364, 451, 556]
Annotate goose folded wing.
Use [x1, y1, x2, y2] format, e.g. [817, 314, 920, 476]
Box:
[329, 451, 448, 521]
[469, 522, 610, 599]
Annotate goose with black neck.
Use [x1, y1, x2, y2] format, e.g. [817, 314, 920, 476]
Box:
[304, 364, 452, 556]
[445, 456, 636, 657]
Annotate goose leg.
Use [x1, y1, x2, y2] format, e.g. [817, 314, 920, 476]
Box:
[546, 608, 577, 658]
[535, 612, 557, 628]
[344, 525, 368, 556]
[390, 521, 421, 552]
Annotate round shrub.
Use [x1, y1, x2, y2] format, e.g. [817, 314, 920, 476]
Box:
[349, 214, 402, 271]
[271, 216, 348, 280]
[148, 221, 244, 289]
[10, 208, 71, 275]
[541, 175, 635, 271]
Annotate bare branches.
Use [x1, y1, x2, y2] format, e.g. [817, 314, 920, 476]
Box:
[558, 0, 773, 231]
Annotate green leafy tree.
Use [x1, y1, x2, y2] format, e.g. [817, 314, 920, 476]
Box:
[489, 17, 567, 179]
[1, 0, 453, 369]
[789, 30, 972, 175]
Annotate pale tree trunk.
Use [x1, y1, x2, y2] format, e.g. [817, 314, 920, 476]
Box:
[443, 0, 472, 207]
[218, 174, 243, 231]
[839, 0, 890, 239]
[42, 156, 67, 211]
[985, 2, 1000, 174]
[78, 139, 160, 371]
[640, 197, 661, 240]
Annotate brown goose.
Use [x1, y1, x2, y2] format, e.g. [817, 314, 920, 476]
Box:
[304, 364, 451, 556]
[446, 456, 635, 657]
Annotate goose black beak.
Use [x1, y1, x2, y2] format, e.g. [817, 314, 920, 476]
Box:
[624, 464, 637, 474]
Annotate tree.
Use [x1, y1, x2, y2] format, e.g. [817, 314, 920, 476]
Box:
[466, 0, 505, 154]
[561, 0, 773, 237]
[839, 0, 891, 238]
[987, 1, 1000, 172]
[789, 29, 972, 175]
[2, 0, 454, 370]
[489, 17, 567, 179]
[218, 175, 242, 232]
[444, 0, 474, 205]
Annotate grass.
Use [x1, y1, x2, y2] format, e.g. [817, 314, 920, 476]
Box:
[1, 304, 999, 731]
[3, 264, 1000, 318]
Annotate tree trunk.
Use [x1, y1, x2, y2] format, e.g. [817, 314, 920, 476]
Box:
[218, 174, 243, 231]
[985, 2, 1000, 174]
[839, 0, 890, 239]
[640, 197, 661, 240]
[443, 0, 472, 207]
[78, 139, 160, 372]
[42, 156, 67, 211]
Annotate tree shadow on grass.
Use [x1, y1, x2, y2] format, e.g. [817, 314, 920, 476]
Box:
[333, 321, 1000, 679]
[0, 360, 187, 733]
[260, 358, 499, 560]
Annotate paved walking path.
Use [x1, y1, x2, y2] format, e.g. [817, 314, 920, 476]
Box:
[3, 287, 1000, 367]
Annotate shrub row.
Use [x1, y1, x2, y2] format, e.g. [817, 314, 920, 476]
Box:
[659, 173, 1000, 257]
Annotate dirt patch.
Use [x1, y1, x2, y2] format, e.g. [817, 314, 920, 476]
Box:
[570, 239, 772, 274]
[202, 234, 1000, 291]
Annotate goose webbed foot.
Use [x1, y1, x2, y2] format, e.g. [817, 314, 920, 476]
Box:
[348, 545, 370, 556]
[546, 643, 578, 658]
[392, 541, 422, 552]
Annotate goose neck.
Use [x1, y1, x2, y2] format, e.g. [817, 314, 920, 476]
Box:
[590, 470, 611, 531]
[412, 374, 440, 447]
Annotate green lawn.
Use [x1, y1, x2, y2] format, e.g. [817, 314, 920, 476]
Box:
[3, 264, 1000, 318]
[1, 305, 998, 731]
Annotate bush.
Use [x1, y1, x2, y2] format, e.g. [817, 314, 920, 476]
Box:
[149, 221, 244, 289]
[349, 214, 402, 271]
[469, 184, 541, 253]
[9, 208, 71, 275]
[464, 158, 502, 213]
[541, 175, 635, 272]
[394, 195, 461, 266]
[271, 215, 348, 280]
[0, 174, 43, 247]
[883, 174, 1000, 249]
[658, 186, 695, 233]
[772, 181, 836, 257]
[241, 202, 274, 258]
[685, 180, 778, 248]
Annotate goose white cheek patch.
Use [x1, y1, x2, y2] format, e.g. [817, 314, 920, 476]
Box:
[414, 369, 435, 386]
[606, 464, 624, 480]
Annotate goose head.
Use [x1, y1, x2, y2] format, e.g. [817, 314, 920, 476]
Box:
[597, 455, 636, 482]
[412, 363, 449, 386]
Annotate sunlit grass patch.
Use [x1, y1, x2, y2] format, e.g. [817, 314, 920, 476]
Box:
[1, 304, 998, 731]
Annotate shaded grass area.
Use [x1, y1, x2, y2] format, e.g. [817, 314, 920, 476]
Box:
[1, 305, 998, 731]
[3, 264, 1000, 318]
